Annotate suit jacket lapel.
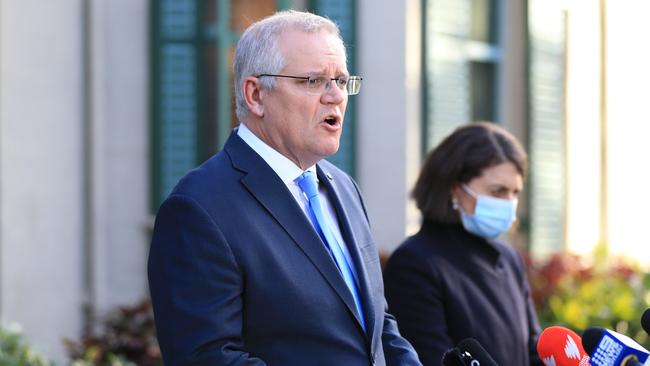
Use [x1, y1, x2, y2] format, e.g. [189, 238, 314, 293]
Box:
[224, 133, 363, 332]
[317, 164, 376, 340]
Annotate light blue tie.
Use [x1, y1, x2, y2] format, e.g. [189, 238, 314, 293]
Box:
[296, 171, 365, 331]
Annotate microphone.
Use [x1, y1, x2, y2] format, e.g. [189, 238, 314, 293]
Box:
[582, 326, 649, 366]
[536, 326, 590, 366]
[642, 308, 650, 336]
[441, 338, 499, 366]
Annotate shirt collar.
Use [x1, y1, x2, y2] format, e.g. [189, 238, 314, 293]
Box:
[237, 123, 317, 183]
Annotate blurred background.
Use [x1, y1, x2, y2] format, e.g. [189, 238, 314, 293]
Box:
[1, 0, 649, 364]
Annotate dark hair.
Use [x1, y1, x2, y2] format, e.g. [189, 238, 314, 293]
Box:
[412, 121, 528, 223]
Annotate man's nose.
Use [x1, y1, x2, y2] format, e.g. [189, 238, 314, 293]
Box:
[321, 80, 345, 103]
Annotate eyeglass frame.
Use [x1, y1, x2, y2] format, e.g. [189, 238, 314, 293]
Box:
[255, 73, 363, 96]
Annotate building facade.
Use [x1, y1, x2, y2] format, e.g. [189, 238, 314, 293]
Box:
[1, 0, 647, 361]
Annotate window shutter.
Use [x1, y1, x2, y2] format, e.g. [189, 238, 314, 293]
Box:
[312, 0, 357, 176]
[152, 0, 200, 210]
[424, 0, 499, 150]
[527, 1, 566, 255]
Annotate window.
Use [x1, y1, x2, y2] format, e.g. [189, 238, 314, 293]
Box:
[151, 0, 358, 211]
[422, 0, 500, 151]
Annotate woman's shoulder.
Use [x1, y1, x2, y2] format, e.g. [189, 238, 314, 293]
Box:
[492, 238, 522, 260]
[489, 238, 528, 275]
[384, 229, 448, 284]
[388, 233, 429, 262]
[390, 222, 464, 261]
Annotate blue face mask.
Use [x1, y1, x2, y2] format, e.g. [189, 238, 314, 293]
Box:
[457, 184, 518, 239]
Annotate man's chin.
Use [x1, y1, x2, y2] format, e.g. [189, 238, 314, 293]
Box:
[322, 143, 341, 158]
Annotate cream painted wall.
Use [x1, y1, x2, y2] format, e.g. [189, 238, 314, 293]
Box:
[499, 0, 527, 147]
[0, 0, 85, 360]
[357, 0, 422, 254]
[0, 0, 149, 361]
[102, 0, 150, 310]
[563, 0, 650, 266]
[564, 1, 603, 256]
[604, 0, 650, 266]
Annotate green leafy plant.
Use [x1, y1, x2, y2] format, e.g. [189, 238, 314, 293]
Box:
[527, 249, 650, 348]
[0, 325, 52, 366]
[70, 353, 134, 366]
[65, 299, 161, 366]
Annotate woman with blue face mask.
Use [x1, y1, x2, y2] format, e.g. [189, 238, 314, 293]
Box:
[383, 122, 543, 366]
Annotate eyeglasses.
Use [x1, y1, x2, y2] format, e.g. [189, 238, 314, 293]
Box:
[255, 74, 363, 96]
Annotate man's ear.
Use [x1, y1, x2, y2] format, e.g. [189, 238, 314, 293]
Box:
[243, 76, 265, 117]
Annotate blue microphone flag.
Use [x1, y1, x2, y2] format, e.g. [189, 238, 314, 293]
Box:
[585, 328, 648, 366]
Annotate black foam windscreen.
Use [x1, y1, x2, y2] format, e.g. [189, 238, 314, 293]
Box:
[581, 326, 605, 355]
[441, 348, 465, 366]
[642, 308, 650, 336]
[457, 338, 499, 366]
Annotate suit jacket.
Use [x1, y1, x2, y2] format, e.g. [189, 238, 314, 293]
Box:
[148, 132, 421, 366]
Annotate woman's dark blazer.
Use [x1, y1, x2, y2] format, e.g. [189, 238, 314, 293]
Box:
[383, 221, 543, 366]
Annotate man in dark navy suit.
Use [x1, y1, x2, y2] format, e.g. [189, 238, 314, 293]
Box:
[148, 10, 421, 366]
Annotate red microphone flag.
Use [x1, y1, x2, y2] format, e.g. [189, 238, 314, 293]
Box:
[537, 326, 591, 366]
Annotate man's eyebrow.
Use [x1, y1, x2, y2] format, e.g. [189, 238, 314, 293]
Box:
[302, 68, 327, 75]
[303, 69, 350, 77]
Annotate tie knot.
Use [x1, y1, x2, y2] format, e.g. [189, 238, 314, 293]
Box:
[296, 171, 319, 199]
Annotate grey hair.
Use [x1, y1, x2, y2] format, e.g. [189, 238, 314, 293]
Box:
[233, 10, 346, 120]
